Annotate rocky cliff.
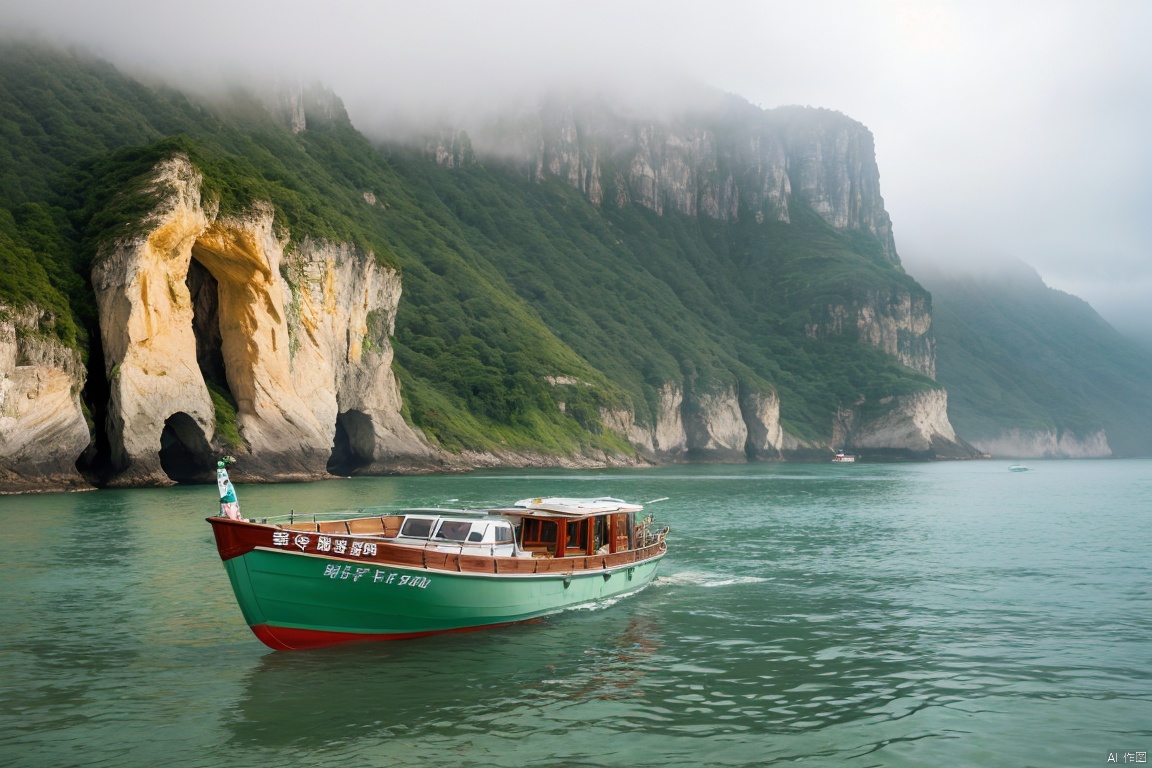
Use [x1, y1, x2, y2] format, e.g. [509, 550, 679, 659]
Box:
[448, 97, 958, 458]
[600, 382, 784, 462]
[0, 47, 987, 493]
[598, 375, 961, 462]
[0, 305, 92, 492]
[468, 100, 897, 264]
[968, 428, 1111, 460]
[810, 288, 936, 378]
[91, 155, 435, 486]
[834, 389, 973, 460]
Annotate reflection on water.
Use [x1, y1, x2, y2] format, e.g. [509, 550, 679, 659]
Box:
[2, 461, 1151, 767]
[229, 613, 662, 749]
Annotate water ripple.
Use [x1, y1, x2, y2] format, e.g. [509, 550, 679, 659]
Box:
[2, 462, 1151, 766]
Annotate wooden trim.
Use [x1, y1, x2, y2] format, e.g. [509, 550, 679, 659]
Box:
[554, 519, 567, 558]
[209, 515, 666, 576]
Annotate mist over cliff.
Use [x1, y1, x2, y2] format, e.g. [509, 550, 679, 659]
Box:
[909, 257, 1152, 458]
[439, 94, 901, 263]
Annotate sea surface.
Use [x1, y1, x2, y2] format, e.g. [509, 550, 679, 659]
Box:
[1, 460, 1149, 767]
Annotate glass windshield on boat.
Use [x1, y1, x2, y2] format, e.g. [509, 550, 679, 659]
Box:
[434, 520, 473, 541]
[400, 516, 435, 538]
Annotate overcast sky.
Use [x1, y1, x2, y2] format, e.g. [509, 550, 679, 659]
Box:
[4, 0, 1150, 342]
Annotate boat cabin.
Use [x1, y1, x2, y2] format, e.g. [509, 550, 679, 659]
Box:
[274, 497, 654, 560]
[491, 497, 646, 559]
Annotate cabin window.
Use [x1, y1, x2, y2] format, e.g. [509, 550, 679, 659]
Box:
[466, 529, 485, 543]
[400, 517, 434, 538]
[493, 524, 513, 544]
[434, 520, 472, 541]
[521, 518, 557, 545]
[569, 519, 588, 550]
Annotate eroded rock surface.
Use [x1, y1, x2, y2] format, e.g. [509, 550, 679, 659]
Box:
[604, 382, 783, 462]
[92, 155, 434, 486]
[970, 428, 1111, 459]
[0, 305, 91, 492]
[839, 389, 973, 459]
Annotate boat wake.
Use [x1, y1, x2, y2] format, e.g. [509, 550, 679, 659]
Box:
[654, 570, 769, 588]
[569, 595, 627, 612]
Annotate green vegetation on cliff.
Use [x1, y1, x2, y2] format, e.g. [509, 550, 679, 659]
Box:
[381, 149, 935, 444]
[0, 42, 937, 467]
[915, 260, 1152, 457]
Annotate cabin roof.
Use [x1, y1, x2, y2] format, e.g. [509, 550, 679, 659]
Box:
[488, 497, 644, 519]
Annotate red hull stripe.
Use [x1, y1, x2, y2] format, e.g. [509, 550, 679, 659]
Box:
[250, 621, 525, 651]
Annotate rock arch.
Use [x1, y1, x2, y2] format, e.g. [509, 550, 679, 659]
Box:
[92, 155, 433, 486]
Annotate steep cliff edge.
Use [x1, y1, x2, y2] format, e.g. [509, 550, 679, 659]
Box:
[836, 389, 975, 460]
[91, 155, 435, 486]
[433, 96, 961, 459]
[602, 382, 783, 462]
[810, 288, 936, 379]
[0, 305, 92, 492]
[282, 237, 434, 474]
[470, 99, 898, 264]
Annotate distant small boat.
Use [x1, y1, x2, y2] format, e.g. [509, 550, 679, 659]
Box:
[1008, 465, 1030, 472]
[206, 459, 668, 650]
[832, 450, 856, 463]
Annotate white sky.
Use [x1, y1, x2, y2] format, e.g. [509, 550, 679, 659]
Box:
[4, 0, 1150, 341]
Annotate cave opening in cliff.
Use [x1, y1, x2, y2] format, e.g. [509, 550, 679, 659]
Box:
[328, 410, 375, 476]
[186, 257, 230, 392]
[159, 412, 214, 484]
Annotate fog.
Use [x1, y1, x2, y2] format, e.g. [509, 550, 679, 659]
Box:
[3, 0, 1150, 344]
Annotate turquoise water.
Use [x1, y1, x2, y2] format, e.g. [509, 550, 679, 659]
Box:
[1, 460, 1149, 767]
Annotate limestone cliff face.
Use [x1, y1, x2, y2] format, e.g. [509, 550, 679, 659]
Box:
[553, 102, 920, 387]
[93, 157, 219, 486]
[459, 98, 928, 402]
[603, 382, 783, 462]
[810, 288, 936, 378]
[740, 389, 784, 460]
[969, 429, 1111, 459]
[425, 129, 474, 170]
[0, 305, 91, 492]
[836, 389, 972, 459]
[778, 109, 897, 260]
[601, 383, 685, 460]
[282, 238, 434, 473]
[92, 155, 433, 486]
[647, 383, 686, 456]
[683, 385, 749, 460]
[464, 101, 894, 261]
[273, 82, 351, 135]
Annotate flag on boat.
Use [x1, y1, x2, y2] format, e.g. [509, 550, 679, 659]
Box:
[217, 457, 241, 520]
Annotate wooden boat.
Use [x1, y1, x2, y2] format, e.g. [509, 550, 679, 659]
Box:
[832, 450, 856, 463]
[206, 460, 669, 650]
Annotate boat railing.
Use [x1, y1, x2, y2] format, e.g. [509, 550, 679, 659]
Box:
[251, 508, 668, 560]
[636, 523, 669, 548]
[256, 506, 482, 525]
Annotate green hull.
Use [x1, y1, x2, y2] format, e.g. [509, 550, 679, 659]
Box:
[222, 547, 664, 648]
